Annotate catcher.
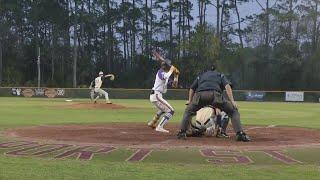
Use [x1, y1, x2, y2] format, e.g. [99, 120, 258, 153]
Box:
[187, 107, 230, 138]
[148, 51, 180, 133]
[93, 71, 115, 104]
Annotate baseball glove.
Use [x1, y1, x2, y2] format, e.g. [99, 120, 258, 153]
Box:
[172, 66, 179, 88]
[173, 67, 180, 76]
[172, 79, 179, 88]
[109, 74, 115, 81]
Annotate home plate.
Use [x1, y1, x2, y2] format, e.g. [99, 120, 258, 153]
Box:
[247, 125, 276, 131]
[267, 125, 276, 128]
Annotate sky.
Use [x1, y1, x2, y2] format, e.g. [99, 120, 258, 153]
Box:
[180, 0, 278, 43]
[192, 0, 263, 25]
[153, 0, 275, 38]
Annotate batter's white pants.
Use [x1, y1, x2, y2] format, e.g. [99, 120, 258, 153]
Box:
[150, 92, 175, 128]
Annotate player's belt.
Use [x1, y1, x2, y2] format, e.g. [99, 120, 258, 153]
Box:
[150, 90, 155, 95]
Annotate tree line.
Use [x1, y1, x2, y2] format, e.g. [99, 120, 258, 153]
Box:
[0, 0, 319, 90]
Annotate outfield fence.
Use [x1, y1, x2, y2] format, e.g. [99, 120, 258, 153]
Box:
[0, 87, 319, 102]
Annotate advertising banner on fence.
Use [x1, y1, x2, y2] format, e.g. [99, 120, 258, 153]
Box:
[285, 92, 304, 102]
[245, 91, 266, 101]
[11, 88, 65, 98]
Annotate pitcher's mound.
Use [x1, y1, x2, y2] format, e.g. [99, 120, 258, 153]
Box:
[66, 103, 127, 110]
[4, 123, 320, 148]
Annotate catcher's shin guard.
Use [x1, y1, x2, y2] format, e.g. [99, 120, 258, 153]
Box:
[221, 116, 230, 133]
[216, 113, 230, 137]
[216, 121, 230, 138]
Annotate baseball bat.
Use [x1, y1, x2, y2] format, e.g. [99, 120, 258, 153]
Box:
[152, 50, 172, 66]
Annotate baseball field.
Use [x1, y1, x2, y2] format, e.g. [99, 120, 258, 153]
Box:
[0, 97, 320, 179]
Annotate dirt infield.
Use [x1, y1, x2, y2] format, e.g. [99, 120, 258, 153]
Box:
[65, 103, 127, 110]
[4, 123, 320, 149]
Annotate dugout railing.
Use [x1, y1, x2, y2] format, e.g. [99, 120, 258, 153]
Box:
[0, 87, 319, 103]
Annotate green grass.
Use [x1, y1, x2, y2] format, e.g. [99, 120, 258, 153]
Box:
[0, 98, 319, 129]
[0, 156, 320, 180]
[0, 97, 319, 179]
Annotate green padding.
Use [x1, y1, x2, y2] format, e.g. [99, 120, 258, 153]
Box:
[1, 88, 320, 102]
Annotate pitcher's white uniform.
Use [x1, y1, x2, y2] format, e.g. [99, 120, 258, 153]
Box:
[149, 68, 175, 133]
[89, 80, 95, 101]
[93, 72, 111, 103]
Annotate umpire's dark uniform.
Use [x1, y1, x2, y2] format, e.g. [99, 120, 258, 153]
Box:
[178, 70, 249, 141]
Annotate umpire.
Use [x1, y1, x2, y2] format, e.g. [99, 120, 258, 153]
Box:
[177, 64, 251, 142]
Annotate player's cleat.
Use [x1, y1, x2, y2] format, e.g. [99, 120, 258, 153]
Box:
[148, 115, 160, 129]
[147, 120, 157, 129]
[155, 126, 169, 133]
[106, 100, 112, 104]
[216, 128, 230, 138]
[236, 132, 251, 142]
[216, 132, 230, 138]
[177, 131, 187, 140]
[93, 101, 97, 104]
